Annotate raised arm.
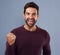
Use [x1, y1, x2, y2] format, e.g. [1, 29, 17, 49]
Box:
[7, 33, 16, 45]
[5, 33, 16, 55]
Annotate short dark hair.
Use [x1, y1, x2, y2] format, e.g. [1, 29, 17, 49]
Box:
[24, 2, 39, 15]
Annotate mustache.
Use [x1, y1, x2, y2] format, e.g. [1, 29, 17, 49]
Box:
[26, 18, 35, 21]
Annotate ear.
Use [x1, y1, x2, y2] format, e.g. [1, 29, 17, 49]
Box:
[23, 14, 26, 20]
[37, 14, 39, 18]
[23, 14, 24, 17]
[23, 14, 25, 19]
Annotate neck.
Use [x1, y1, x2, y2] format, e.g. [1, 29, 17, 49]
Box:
[24, 24, 37, 31]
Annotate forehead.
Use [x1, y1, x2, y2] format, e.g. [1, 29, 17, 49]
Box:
[25, 7, 37, 13]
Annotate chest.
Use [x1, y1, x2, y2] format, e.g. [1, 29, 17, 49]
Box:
[16, 32, 45, 48]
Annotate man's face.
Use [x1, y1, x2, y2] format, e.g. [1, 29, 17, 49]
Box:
[24, 7, 39, 27]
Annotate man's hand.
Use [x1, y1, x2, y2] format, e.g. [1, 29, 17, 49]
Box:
[7, 33, 16, 46]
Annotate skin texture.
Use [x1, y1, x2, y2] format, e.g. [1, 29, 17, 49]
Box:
[7, 7, 39, 46]
[7, 33, 16, 45]
[24, 7, 39, 31]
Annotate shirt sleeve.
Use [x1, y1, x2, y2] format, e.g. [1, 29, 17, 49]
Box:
[43, 32, 51, 55]
[5, 29, 17, 55]
[5, 41, 17, 55]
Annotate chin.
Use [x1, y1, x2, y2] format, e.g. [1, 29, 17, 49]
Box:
[27, 24, 35, 28]
[25, 20, 36, 28]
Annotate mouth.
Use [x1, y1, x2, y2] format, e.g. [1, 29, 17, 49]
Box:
[25, 18, 36, 27]
[28, 19, 34, 24]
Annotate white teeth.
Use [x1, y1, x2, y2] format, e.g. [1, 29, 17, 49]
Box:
[28, 18, 34, 21]
[29, 20, 33, 21]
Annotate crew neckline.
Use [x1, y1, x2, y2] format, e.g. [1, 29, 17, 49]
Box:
[22, 25, 39, 33]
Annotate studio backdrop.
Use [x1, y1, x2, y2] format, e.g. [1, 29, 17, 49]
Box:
[0, 0, 60, 55]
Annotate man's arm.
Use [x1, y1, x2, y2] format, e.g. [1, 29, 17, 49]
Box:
[5, 33, 16, 55]
[43, 33, 51, 55]
[7, 33, 16, 45]
[5, 42, 16, 55]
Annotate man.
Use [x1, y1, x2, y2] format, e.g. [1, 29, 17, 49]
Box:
[5, 2, 51, 55]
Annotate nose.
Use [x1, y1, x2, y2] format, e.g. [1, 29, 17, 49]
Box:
[29, 14, 33, 19]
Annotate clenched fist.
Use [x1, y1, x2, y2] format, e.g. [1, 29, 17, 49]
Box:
[7, 33, 16, 46]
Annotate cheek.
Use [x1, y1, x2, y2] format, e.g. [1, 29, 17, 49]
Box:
[34, 17, 38, 20]
[24, 15, 28, 20]
[24, 17, 27, 20]
[35, 16, 39, 20]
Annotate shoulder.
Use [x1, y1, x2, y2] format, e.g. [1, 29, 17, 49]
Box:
[37, 26, 50, 39]
[10, 25, 24, 34]
[37, 26, 48, 34]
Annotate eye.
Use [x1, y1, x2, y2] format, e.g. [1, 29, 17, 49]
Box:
[32, 13, 36, 16]
[26, 12, 30, 15]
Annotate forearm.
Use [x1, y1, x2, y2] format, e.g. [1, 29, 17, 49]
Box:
[5, 42, 16, 55]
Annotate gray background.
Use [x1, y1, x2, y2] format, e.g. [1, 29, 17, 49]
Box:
[0, 0, 60, 55]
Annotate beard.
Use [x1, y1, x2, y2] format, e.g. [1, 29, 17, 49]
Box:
[25, 18, 37, 28]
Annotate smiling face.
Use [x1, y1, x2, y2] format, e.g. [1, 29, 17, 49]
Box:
[24, 7, 39, 28]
